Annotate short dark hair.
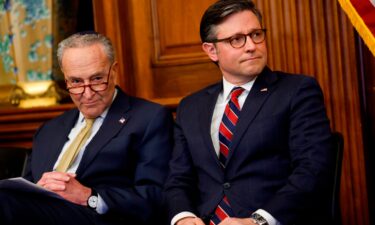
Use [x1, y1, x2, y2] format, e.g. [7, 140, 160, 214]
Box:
[200, 0, 263, 42]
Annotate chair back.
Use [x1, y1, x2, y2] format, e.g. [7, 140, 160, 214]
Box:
[0, 147, 30, 179]
[331, 132, 344, 225]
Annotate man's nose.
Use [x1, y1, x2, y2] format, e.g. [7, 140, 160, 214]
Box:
[82, 85, 96, 97]
[244, 35, 256, 51]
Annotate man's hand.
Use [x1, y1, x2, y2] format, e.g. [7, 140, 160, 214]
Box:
[37, 171, 91, 205]
[218, 217, 257, 225]
[176, 217, 205, 225]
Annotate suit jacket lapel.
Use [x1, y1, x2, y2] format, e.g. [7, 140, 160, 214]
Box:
[198, 83, 224, 170]
[76, 88, 130, 175]
[44, 110, 79, 172]
[227, 67, 278, 162]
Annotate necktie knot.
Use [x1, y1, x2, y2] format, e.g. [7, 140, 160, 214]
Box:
[230, 87, 244, 100]
[85, 118, 95, 128]
[228, 87, 244, 111]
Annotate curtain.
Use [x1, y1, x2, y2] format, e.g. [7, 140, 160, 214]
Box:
[0, 0, 82, 106]
[0, 0, 53, 85]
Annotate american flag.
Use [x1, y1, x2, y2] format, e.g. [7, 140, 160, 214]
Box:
[338, 0, 375, 56]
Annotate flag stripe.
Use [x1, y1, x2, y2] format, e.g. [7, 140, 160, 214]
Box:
[351, 0, 375, 35]
[337, 0, 375, 56]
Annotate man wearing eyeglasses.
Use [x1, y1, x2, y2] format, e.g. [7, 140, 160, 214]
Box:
[0, 32, 173, 225]
[165, 1, 334, 225]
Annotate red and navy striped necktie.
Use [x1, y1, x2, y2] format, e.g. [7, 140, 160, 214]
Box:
[218, 86, 244, 167]
[210, 87, 244, 225]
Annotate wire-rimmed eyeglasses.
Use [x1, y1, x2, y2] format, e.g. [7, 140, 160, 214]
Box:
[208, 28, 267, 49]
[65, 63, 113, 95]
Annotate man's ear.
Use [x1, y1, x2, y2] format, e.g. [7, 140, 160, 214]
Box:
[110, 61, 119, 83]
[112, 61, 119, 73]
[202, 42, 219, 62]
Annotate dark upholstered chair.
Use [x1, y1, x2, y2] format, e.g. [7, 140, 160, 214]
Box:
[0, 147, 30, 179]
[331, 132, 344, 225]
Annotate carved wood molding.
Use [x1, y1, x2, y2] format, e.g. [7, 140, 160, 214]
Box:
[150, 0, 211, 66]
[0, 104, 74, 148]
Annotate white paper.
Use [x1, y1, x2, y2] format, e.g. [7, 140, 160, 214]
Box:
[0, 177, 63, 199]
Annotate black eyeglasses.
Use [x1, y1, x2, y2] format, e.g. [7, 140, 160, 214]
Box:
[209, 28, 267, 48]
[65, 64, 113, 95]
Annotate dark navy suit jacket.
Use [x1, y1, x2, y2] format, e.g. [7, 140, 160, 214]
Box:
[24, 88, 174, 224]
[165, 67, 334, 225]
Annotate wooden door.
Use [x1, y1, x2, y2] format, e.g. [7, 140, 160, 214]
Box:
[93, 0, 221, 107]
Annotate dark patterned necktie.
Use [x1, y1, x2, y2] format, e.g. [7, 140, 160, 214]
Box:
[210, 87, 244, 225]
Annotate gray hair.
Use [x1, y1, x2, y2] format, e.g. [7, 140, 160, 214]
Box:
[57, 32, 115, 68]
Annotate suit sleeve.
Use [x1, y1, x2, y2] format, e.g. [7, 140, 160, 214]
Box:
[164, 99, 201, 221]
[22, 124, 44, 182]
[263, 77, 334, 224]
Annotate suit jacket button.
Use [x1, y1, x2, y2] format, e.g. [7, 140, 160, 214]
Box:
[223, 182, 231, 189]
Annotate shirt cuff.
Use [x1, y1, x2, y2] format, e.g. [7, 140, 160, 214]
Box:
[96, 193, 108, 214]
[171, 211, 197, 225]
[254, 209, 282, 225]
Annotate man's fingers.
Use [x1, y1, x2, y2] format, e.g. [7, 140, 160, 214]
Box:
[44, 182, 66, 191]
[194, 217, 206, 225]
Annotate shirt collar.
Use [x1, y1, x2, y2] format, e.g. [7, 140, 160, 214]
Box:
[222, 77, 256, 101]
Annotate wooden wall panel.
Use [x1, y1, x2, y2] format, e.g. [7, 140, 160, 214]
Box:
[150, 0, 222, 98]
[152, 0, 209, 60]
[91, 1, 369, 224]
[153, 63, 221, 98]
[93, 0, 220, 103]
[92, 0, 136, 94]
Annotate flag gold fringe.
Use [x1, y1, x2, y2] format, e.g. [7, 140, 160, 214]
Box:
[337, 0, 375, 56]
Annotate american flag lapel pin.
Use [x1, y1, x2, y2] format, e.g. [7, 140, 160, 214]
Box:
[119, 117, 126, 124]
[260, 88, 268, 92]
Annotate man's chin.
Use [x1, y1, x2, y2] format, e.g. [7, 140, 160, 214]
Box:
[241, 60, 266, 73]
[244, 66, 265, 77]
[239, 70, 261, 79]
[80, 107, 102, 119]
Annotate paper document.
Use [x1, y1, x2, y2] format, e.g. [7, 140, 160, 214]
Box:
[0, 177, 63, 199]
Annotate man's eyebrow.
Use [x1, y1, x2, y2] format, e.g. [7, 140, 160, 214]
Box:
[218, 29, 260, 39]
[67, 72, 105, 80]
[66, 76, 82, 80]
